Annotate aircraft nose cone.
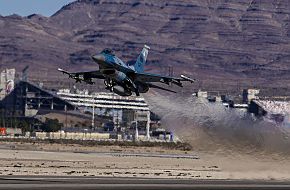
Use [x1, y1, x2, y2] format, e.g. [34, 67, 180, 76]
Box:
[92, 54, 105, 63]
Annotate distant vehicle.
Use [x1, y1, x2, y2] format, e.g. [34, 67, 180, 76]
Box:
[58, 45, 195, 96]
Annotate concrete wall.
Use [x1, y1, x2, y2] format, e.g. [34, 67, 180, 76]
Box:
[35, 132, 111, 140]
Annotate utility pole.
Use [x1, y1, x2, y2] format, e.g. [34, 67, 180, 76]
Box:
[117, 109, 119, 130]
[146, 111, 150, 141]
[64, 105, 67, 129]
[91, 99, 95, 131]
[135, 120, 138, 141]
[134, 111, 138, 141]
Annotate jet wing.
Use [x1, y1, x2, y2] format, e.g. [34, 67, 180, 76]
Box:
[58, 68, 105, 84]
[134, 72, 195, 87]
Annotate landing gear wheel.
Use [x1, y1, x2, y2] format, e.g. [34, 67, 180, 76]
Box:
[126, 90, 132, 96]
[104, 80, 111, 87]
[104, 79, 113, 87]
[135, 89, 140, 96]
[104, 80, 108, 86]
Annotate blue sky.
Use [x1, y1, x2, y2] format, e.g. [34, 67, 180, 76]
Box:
[0, 0, 76, 17]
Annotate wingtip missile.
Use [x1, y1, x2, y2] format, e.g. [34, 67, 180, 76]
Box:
[58, 68, 64, 72]
[58, 68, 72, 78]
[180, 75, 195, 83]
[58, 68, 70, 75]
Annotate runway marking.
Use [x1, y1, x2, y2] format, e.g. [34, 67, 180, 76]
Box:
[83, 152, 199, 159]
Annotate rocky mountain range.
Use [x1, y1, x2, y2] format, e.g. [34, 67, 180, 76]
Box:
[0, 0, 290, 94]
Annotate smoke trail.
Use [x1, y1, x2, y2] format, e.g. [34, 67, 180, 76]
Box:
[144, 92, 290, 155]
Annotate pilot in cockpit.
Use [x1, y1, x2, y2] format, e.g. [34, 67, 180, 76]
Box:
[101, 48, 115, 55]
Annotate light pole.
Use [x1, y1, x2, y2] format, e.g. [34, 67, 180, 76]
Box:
[146, 111, 150, 141]
[64, 104, 67, 129]
[135, 120, 138, 141]
[92, 99, 95, 131]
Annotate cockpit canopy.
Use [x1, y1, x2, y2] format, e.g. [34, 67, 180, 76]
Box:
[101, 48, 115, 55]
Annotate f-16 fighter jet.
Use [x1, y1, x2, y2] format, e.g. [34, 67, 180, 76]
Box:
[58, 45, 194, 96]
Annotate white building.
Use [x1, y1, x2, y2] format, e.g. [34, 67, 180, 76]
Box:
[57, 91, 151, 139]
[0, 68, 15, 100]
[243, 89, 260, 103]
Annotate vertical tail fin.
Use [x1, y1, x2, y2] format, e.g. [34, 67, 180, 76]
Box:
[134, 45, 150, 73]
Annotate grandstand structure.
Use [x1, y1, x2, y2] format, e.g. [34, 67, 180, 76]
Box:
[57, 90, 151, 139]
[57, 90, 149, 111]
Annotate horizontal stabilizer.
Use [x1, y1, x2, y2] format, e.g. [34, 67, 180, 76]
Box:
[172, 80, 183, 87]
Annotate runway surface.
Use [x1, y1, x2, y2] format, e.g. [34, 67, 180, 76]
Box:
[0, 176, 290, 190]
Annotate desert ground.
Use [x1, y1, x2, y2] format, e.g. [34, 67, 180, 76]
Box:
[0, 141, 289, 180]
[1, 94, 290, 181]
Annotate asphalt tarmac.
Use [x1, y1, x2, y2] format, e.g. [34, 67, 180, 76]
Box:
[0, 176, 290, 190]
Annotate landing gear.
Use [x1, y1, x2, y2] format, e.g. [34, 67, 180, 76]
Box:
[104, 79, 114, 92]
[129, 81, 140, 96]
[104, 78, 136, 96]
[135, 89, 140, 96]
[104, 79, 113, 88]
